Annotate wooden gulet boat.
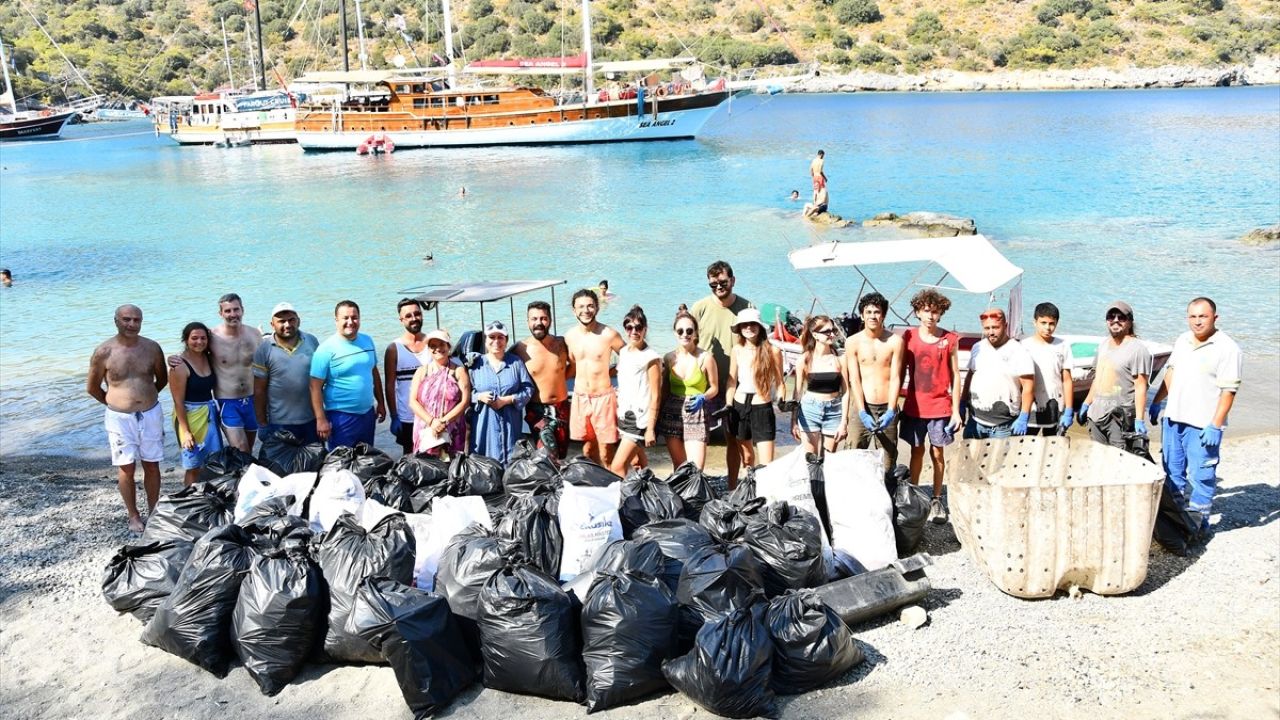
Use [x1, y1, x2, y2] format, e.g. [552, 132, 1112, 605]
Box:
[0, 36, 75, 141]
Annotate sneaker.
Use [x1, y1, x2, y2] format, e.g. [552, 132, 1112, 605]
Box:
[928, 497, 949, 524]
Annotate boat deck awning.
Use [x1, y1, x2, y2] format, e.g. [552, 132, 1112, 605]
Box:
[404, 280, 567, 304]
[293, 70, 399, 85]
[788, 234, 1023, 294]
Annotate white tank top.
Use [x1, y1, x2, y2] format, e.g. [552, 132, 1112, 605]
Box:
[393, 340, 426, 422]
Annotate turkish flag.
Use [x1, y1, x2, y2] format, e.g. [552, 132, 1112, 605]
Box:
[243, 0, 257, 10]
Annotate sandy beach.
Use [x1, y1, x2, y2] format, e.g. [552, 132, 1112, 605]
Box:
[1, 369, 1276, 718]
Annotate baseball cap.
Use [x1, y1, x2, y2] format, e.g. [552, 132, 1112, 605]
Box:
[1106, 300, 1134, 318]
[425, 328, 452, 346]
[484, 320, 509, 338]
[271, 302, 297, 317]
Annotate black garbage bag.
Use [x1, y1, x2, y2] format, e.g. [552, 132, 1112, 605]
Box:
[388, 453, 453, 512]
[741, 502, 827, 596]
[198, 447, 257, 492]
[477, 561, 585, 702]
[806, 452, 833, 543]
[257, 427, 326, 477]
[618, 468, 686, 538]
[503, 441, 561, 497]
[563, 538, 667, 603]
[661, 600, 776, 719]
[699, 495, 767, 544]
[676, 542, 766, 624]
[238, 495, 310, 544]
[346, 577, 479, 718]
[631, 519, 717, 593]
[102, 539, 195, 622]
[140, 524, 257, 677]
[231, 546, 327, 696]
[495, 493, 563, 579]
[666, 462, 718, 519]
[1153, 477, 1205, 556]
[141, 482, 236, 544]
[316, 513, 417, 663]
[321, 443, 394, 484]
[561, 456, 622, 488]
[449, 453, 505, 496]
[581, 570, 679, 713]
[434, 524, 508, 622]
[764, 591, 862, 694]
[885, 464, 930, 557]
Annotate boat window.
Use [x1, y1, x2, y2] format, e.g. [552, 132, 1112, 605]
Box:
[466, 95, 500, 106]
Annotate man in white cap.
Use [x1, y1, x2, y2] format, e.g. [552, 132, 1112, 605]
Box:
[253, 302, 321, 443]
[384, 298, 428, 455]
[1079, 300, 1152, 448]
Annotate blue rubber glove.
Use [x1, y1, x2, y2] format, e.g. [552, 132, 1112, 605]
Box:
[685, 394, 705, 413]
[1059, 407, 1074, 429]
[1200, 424, 1222, 449]
[878, 408, 897, 431]
[1012, 412, 1029, 436]
[1134, 418, 1147, 435]
[858, 409, 876, 431]
[390, 416, 402, 434]
[1077, 403, 1090, 426]
[1149, 398, 1166, 424]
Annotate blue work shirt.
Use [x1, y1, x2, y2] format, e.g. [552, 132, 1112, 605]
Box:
[466, 352, 533, 464]
[310, 333, 378, 413]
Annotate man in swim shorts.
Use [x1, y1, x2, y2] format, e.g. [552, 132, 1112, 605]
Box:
[87, 304, 168, 533]
[210, 293, 262, 452]
[846, 292, 904, 469]
[900, 289, 964, 524]
[514, 300, 572, 459]
[691, 260, 752, 485]
[565, 289, 624, 466]
[310, 300, 386, 450]
[804, 176, 829, 218]
[384, 298, 428, 454]
[253, 302, 321, 443]
[810, 149, 827, 184]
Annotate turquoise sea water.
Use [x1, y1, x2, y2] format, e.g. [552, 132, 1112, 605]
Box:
[1, 87, 1278, 457]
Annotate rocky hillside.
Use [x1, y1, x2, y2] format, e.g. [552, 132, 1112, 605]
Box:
[2, 0, 1278, 103]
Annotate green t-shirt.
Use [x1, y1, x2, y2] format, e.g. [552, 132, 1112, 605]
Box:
[690, 293, 752, 390]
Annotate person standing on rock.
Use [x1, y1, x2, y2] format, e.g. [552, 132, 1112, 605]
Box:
[1149, 297, 1242, 539]
[1078, 300, 1151, 448]
[87, 304, 168, 534]
[810, 149, 827, 185]
[899, 289, 963, 524]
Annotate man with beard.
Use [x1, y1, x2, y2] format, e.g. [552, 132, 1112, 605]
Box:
[1079, 300, 1152, 448]
[513, 300, 572, 459]
[690, 260, 752, 485]
[87, 304, 168, 533]
[962, 308, 1035, 439]
[565, 289, 624, 465]
[384, 298, 429, 454]
[310, 300, 386, 449]
[846, 292, 904, 468]
[209, 293, 262, 451]
[253, 302, 321, 443]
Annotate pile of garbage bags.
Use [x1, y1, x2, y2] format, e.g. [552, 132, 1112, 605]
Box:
[104, 442, 925, 717]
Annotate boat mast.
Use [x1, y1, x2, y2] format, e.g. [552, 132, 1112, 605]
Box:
[0, 37, 16, 114]
[339, 0, 351, 72]
[246, 24, 258, 89]
[441, 0, 457, 86]
[354, 0, 369, 71]
[252, 0, 266, 90]
[221, 16, 237, 88]
[580, 0, 594, 100]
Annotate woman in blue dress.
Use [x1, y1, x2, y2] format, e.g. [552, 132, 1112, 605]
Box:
[466, 320, 534, 464]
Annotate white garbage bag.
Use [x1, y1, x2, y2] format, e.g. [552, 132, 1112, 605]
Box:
[233, 464, 284, 523]
[558, 481, 623, 583]
[308, 469, 366, 533]
[419, 495, 491, 591]
[823, 449, 896, 573]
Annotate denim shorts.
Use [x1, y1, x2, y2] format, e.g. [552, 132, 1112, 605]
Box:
[797, 394, 843, 436]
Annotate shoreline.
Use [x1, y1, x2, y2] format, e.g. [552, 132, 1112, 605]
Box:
[775, 55, 1280, 93]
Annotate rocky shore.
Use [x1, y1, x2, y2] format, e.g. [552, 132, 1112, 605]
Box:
[786, 55, 1280, 93]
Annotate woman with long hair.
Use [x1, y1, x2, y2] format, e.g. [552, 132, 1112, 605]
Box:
[408, 328, 471, 457]
[657, 311, 719, 470]
[611, 305, 662, 475]
[726, 308, 784, 468]
[169, 321, 221, 485]
[791, 314, 851, 456]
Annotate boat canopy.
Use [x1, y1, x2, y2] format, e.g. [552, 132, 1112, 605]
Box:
[595, 57, 699, 73]
[465, 53, 587, 75]
[293, 70, 400, 84]
[788, 234, 1023, 294]
[406, 280, 567, 304]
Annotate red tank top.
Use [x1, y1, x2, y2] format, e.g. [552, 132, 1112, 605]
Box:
[902, 328, 958, 419]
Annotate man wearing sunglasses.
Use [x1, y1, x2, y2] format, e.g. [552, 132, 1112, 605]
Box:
[690, 260, 753, 485]
[1078, 300, 1152, 449]
[962, 308, 1034, 439]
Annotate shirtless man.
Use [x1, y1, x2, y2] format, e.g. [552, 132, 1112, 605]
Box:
[384, 298, 428, 454]
[564, 289, 624, 465]
[846, 292, 904, 469]
[87, 305, 168, 533]
[810, 149, 827, 184]
[513, 300, 572, 459]
[209, 293, 262, 452]
[804, 177, 830, 219]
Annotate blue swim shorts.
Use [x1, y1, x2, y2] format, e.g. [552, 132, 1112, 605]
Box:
[216, 396, 260, 431]
[900, 414, 954, 448]
[327, 408, 377, 451]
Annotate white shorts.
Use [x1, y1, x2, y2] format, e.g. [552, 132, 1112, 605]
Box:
[105, 404, 165, 466]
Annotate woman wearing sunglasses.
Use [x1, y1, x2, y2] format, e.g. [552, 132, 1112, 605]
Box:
[792, 315, 851, 456]
[657, 311, 720, 469]
[610, 305, 663, 475]
[726, 308, 784, 468]
[408, 328, 471, 457]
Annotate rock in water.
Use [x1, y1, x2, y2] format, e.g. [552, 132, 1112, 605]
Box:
[862, 211, 977, 237]
[1241, 225, 1280, 246]
[806, 212, 854, 228]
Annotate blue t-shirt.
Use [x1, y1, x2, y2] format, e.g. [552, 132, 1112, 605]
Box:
[310, 333, 378, 413]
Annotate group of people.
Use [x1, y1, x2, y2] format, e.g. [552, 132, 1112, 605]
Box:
[89, 271, 1241, 544]
[793, 149, 830, 218]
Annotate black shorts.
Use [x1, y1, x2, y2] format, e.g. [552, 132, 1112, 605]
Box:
[731, 397, 776, 442]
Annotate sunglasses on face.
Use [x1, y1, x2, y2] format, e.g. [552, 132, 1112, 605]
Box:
[624, 323, 645, 332]
[707, 280, 730, 290]
[812, 327, 833, 336]
[1106, 312, 1130, 322]
[675, 327, 696, 337]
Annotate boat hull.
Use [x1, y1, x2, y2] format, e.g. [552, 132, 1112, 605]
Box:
[296, 97, 727, 151]
[0, 111, 75, 141]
